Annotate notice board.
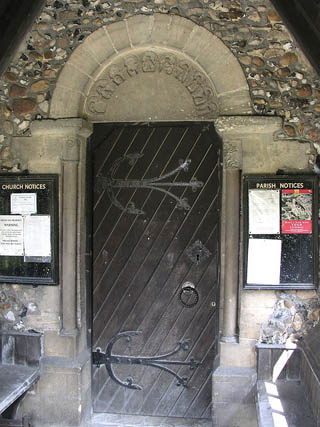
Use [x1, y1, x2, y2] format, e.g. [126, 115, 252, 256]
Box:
[0, 175, 58, 285]
[243, 175, 318, 290]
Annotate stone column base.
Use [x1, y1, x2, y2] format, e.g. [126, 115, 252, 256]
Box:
[212, 366, 258, 427]
[18, 353, 91, 427]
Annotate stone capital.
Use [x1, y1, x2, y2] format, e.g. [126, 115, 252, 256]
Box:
[30, 118, 93, 139]
[223, 139, 242, 169]
[215, 116, 282, 137]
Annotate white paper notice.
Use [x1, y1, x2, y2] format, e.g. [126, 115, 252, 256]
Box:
[24, 215, 51, 257]
[249, 189, 280, 234]
[11, 193, 37, 214]
[247, 239, 282, 285]
[0, 215, 24, 256]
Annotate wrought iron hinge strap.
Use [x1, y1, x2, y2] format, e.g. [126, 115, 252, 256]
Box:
[92, 331, 201, 390]
[97, 154, 203, 215]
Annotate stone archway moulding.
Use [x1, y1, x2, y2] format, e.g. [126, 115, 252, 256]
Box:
[47, 12, 255, 356]
[50, 14, 252, 120]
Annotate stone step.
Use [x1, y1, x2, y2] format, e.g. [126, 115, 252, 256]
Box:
[90, 413, 212, 427]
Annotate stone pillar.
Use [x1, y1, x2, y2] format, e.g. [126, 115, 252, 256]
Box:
[20, 118, 93, 427]
[221, 166, 241, 342]
[61, 138, 81, 334]
[29, 118, 92, 337]
[219, 139, 242, 343]
[214, 115, 285, 367]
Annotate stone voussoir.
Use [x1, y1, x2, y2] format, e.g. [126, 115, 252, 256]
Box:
[50, 86, 84, 118]
[125, 14, 154, 47]
[165, 14, 196, 50]
[55, 62, 93, 93]
[67, 44, 101, 76]
[182, 25, 215, 60]
[83, 26, 117, 65]
[149, 13, 173, 46]
[105, 20, 132, 53]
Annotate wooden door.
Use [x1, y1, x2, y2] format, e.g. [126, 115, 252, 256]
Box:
[92, 123, 221, 419]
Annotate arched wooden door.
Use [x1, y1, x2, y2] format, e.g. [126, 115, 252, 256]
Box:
[91, 123, 221, 419]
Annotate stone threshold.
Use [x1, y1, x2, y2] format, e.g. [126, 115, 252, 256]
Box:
[90, 413, 212, 427]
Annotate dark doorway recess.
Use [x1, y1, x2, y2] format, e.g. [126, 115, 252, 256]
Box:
[0, 0, 45, 77]
[91, 123, 222, 419]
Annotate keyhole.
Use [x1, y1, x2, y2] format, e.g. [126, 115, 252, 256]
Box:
[196, 254, 200, 263]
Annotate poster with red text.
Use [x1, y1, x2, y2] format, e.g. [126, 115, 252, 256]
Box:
[281, 189, 312, 234]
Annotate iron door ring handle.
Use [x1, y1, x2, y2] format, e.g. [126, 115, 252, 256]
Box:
[179, 286, 199, 308]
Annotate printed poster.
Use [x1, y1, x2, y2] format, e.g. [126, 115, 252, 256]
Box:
[24, 215, 51, 257]
[281, 189, 312, 234]
[11, 193, 37, 214]
[247, 238, 282, 285]
[0, 215, 24, 256]
[249, 189, 280, 234]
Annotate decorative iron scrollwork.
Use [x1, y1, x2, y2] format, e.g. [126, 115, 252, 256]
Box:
[92, 331, 201, 390]
[97, 154, 203, 215]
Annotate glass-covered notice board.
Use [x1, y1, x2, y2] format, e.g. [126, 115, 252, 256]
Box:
[0, 175, 58, 285]
[243, 175, 318, 290]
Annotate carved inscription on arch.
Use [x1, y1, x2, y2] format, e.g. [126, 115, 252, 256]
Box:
[85, 50, 219, 119]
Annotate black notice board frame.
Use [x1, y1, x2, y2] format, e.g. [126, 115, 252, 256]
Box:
[0, 174, 59, 285]
[243, 175, 318, 290]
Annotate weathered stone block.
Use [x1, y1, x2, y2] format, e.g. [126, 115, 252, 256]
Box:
[66, 44, 100, 77]
[56, 62, 90, 93]
[183, 25, 214, 61]
[50, 86, 84, 118]
[150, 13, 172, 45]
[19, 355, 91, 427]
[44, 331, 76, 358]
[84, 26, 116, 65]
[166, 15, 195, 50]
[106, 20, 131, 52]
[212, 367, 258, 427]
[218, 88, 252, 115]
[126, 14, 153, 46]
[220, 340, 256, 367]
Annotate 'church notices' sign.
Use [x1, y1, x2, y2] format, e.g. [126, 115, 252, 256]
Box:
[243, 175, 318, 290]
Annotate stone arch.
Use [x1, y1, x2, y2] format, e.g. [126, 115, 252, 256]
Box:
[50, 14, 252, 120]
